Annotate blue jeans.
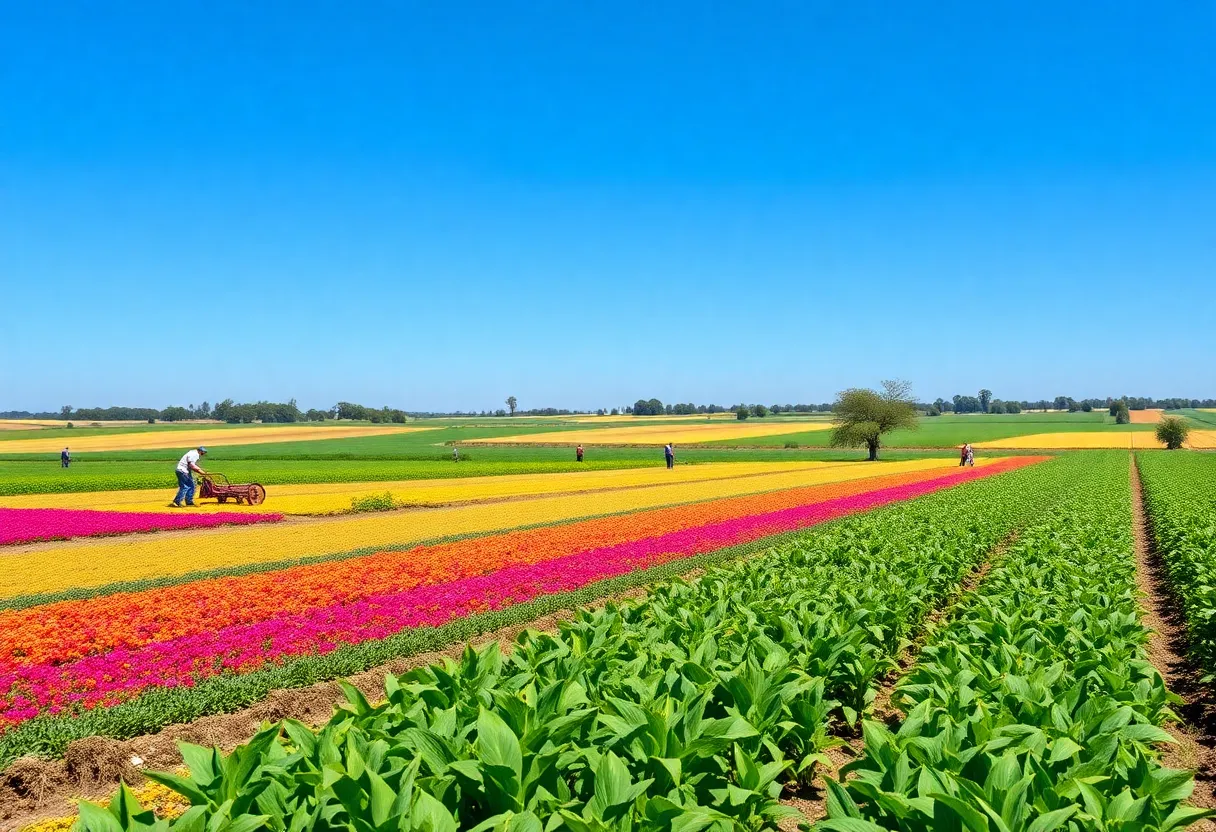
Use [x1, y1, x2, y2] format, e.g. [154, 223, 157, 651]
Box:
[174, 470, 196, 505]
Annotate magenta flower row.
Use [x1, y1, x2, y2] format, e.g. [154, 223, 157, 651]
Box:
[0, 508, 283, 546]
[0, 464, 1013, 727]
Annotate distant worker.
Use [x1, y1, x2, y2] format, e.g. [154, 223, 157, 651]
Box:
[965, 444, 975, 467]
[61, 446, 71, 468]
[453, 445, 459, 462]
[576, 444, 584, 462]
[959, 444, 968, 467]
[664, 443, 675, 469]
[171, 446, 208, 507]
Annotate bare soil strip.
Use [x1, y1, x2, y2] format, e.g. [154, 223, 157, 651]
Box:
[1130, 456, 1216, 830]
[777, 535, 1012, 828]
[0, 583, 667, 831]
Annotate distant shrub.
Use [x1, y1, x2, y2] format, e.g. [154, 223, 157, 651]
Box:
[147, 418, 156, 424]
[1081, 402, 1093, 412]
[1156, 416, 1191, 450]
[926, 406, 941, 416]
[65, 422, 74, 429]
[349, 492, 404, 513]
[783, 441, 799, 448]
[751, 404, 768, 418]
[736, 409, 749, 421]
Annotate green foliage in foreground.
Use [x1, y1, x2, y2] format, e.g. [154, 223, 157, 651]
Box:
[68, 455, 1082, 831]
[817, 452, 1211, 832]
[1138, 451, 1216, 676]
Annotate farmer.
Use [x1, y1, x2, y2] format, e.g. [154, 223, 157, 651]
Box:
[965, 444, 975, 467]
[959, 444, 968, 467]
[60, 447, 70, 468]
[576, 444, 584, 462]
[664, 443, 675, 469]
[452, 445, 459, 462]
[171, 446, 208, 507]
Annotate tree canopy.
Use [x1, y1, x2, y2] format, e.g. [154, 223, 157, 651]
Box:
[1156, 416, 1191, 450]
[830, 380, 919, 460]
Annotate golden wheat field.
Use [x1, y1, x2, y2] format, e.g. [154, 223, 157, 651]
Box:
[469, 421, 833, 445]
[0, 424, 431, 454]
[974, 431, 1164, 449]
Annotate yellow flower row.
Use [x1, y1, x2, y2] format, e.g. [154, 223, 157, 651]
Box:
[974, 432, 1163, 449]
[0, 461, 838, 515]
[469, 421, 834, 445]
[0, 424, 431, 455]
[0, 458, 965, 599]
[20, 773, 190, 832]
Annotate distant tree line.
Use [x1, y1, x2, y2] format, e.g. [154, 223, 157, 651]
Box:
[627, 399, 833, 416]
[922, 392, 1216, 417]
[5, 393, 1213, 425]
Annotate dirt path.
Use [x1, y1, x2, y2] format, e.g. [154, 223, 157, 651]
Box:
[1130, 455, 1216, 830]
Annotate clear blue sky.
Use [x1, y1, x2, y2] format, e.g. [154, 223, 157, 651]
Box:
[2, 2, 1213, 412]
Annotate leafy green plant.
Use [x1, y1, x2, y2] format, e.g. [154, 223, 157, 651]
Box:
[817, 452, 1212, 832]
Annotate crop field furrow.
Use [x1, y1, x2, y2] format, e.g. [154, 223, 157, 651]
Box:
[1137, 451, 1216, 672]
[35, 454, 1079, 831]
[815, 451, 1211, 832]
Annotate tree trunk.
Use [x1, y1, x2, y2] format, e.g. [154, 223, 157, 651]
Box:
[868, 440, 879, 461]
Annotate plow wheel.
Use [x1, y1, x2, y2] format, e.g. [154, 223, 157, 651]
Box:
[247, 484, 267, 505]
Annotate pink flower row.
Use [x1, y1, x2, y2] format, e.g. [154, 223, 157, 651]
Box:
[0, 464, 1014, 727]
[0, 508, 283, 546]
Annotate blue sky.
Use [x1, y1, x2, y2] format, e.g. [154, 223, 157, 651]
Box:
[2, 2, 1213, 412]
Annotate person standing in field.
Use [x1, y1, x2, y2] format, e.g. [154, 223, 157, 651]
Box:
[664, 443, 675, 469]
[171, 446, 208, 507]
[966, 444, 975, 467]
[959, 444, 967, 467]
[576, 444, 584, 462]
[452, 445, 459, 462]
[60, 447, 70, 468]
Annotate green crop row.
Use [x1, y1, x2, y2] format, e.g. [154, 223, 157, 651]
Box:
[1137, 451, 1216, 675]
[817, 451, 1209, 831]
[70, 455, 1082, 831]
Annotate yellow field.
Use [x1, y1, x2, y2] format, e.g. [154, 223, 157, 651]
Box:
[0, 458, 971, 599]
[1129, 409, 1164, 424]
[1185, 430, 1216, 450]
[469, 421, 834, 445]
[974, 432, 1163, 449]
[0, 424, 431, 454]
[0, 461, 840, 515]
[562, 413, 746, 423]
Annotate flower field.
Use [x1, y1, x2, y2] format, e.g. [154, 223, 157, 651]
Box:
[467, 421, 834, 445]
[0, 508, 281, 546]
[40, 452, 1206, 832]
[0, 458, 979, 600]
[0, 460, 861, 515]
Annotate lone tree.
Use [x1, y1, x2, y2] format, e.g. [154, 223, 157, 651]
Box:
[505, 396, 517, 416]
[830, 379, 919, 461]
[1156, 416, 1191, 450]
[1114, 400, 1130, 425]
[979, 389, 992, 413]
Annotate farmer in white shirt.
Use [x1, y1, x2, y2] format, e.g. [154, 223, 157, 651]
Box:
[172, 446, 209, 507]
